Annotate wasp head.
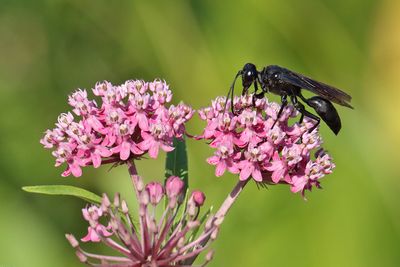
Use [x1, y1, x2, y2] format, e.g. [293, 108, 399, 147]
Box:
[241, 63, 258, 94]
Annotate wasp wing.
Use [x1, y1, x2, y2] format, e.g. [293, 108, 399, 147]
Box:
[278, 67, 353, 109]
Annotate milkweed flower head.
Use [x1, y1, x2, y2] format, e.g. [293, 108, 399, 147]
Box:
[198, 94, 335, 197]
[40, 80, 194, 177]
[66, 176, 216, 267]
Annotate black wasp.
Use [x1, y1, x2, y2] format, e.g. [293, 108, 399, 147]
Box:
[226, 63, 353, 135]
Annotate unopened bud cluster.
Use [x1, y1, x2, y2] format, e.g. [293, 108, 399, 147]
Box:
[66, 176, 216, 266]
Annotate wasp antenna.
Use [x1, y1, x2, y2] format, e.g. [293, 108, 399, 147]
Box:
[223, 70, 242, 114]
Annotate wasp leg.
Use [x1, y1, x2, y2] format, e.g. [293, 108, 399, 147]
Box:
[252, 81, 265, 106]
[299, 113, 304, 124]
[297, 93, 306, 124]
[290, 95, 320, 133]
[271, 94, 288, 129]
[252, 92, 265, 106]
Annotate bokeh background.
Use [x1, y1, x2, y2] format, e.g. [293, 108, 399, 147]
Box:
[1, 0, 400, 266]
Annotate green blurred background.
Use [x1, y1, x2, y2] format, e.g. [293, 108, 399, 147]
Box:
[1, 0, 400, 266]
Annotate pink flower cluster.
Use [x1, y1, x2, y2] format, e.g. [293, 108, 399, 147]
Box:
[198, 94, 335, 196]
[40, 80, 193, 177]
[66, 176, 215, 266]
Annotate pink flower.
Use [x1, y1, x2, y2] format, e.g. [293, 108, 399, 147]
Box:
[52, 143, 85, 177]
[206, 144, 240, 177]
[265, 151, 291, 184]
[56, 112, 74, 129]
[41, 79, 193, 177]
[92, 81, 112, 97]
[316, 151, 335, 174]
[138, 127, 174, 159]
[75, 131, 112, 168]
[168, 102, 195, 137]
[282, 144, 303, 167]
[150, 79, 172, 108]
[111, 120, 143, 160]
[80, 206, 112, 243]
[198, 94, 335, 196]
[81, 225, 113, 243]
[128, 92, 151, 131]
[68, 89, 97, 117]
[291, 161, 324, 196]
[302, 131, 322, 152]
[40, 129, 64, 148]
[239, 143, 272, 181]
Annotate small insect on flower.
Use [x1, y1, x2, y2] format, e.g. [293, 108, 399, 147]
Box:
[198, 94, 335, 197]
[227, 63, 353, 135]
[40, 80, 194, 177]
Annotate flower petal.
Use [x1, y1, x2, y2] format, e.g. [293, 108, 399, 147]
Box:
[149, 143, 160, 158]
[70, 163, 82, 177]
[120, 141, 131, 160]
[239, 164, 253, 181]
[92, 153, 101, 168]
[252, 167, 263, 182]
[215, 161, 227, 177]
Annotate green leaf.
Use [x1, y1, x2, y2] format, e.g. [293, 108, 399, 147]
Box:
[165, 137, 189, 193]
[22, 185, 102, 204]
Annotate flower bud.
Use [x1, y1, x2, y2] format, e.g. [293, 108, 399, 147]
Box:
[140, 190, 149, 206]
[136, 176, 144, 192]
[121, 200, 129, 214]
[191, 190, 206, 207]
[187, 220, 200, 229]
[206, 250, 214, 262]
[148, 218, 158, 234]
[177, 237, 185, 249]
[187, 202, 197, 217]
[65, 234, 79, 248]
[113, 193, 120, 207]
[166, 176, 184, 198]
[82, 207, 90, 222]
[145, 182, 164, 205]
[75, 250, 88, 263]
[101, 194, 111, 212]
[211, 228, 219, 240]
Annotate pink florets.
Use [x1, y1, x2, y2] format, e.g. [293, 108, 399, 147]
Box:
[198, 94, 335, 196]
[80, 205, 113, 242]
[41, 79, 194, 177]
